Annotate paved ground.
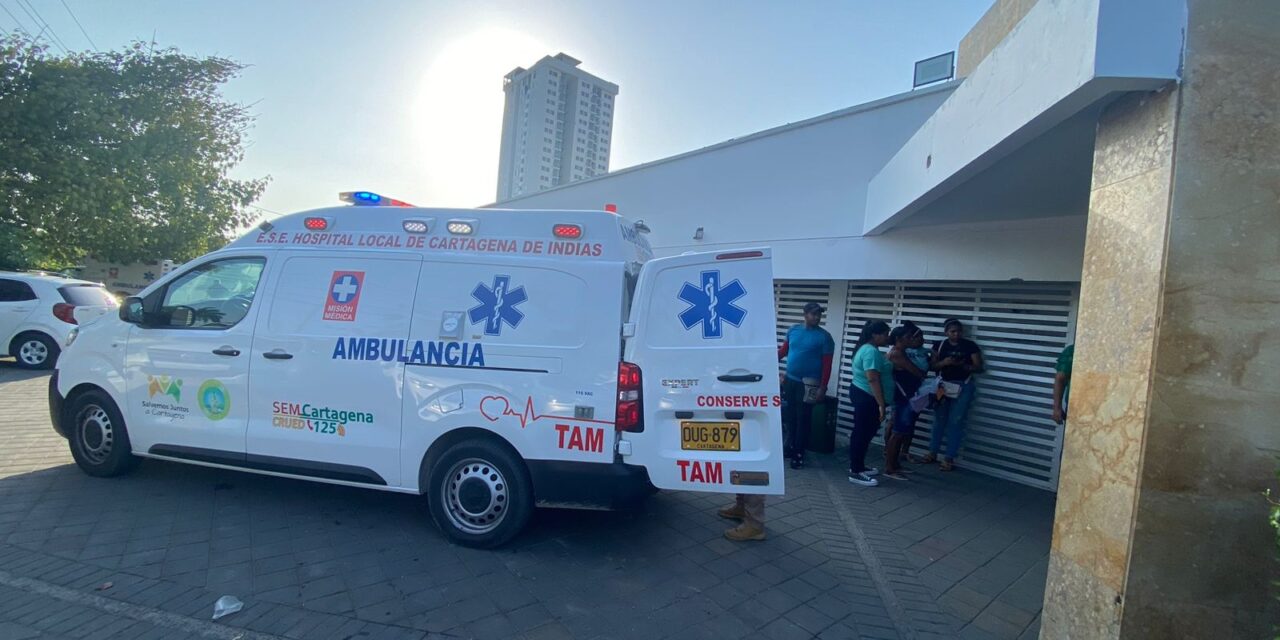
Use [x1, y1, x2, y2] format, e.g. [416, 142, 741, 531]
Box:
[0, 361, 1053, 639]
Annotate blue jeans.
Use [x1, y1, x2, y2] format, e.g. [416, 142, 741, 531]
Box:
[929, 381, 976, 459]
[782, 378, 811, 459]
[892, 397, 919, 435]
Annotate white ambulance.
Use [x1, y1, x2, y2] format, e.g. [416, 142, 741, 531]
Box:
[50, 201, 785, 546]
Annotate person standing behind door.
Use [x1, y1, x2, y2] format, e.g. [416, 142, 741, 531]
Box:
[923, 318, 983, 471]
[848, 320, 892, 487]
[777, 302, 834, 469]
[1052, 343, 1074, 425]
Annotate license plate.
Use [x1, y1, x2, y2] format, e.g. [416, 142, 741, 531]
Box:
[680, 421, 741, 451]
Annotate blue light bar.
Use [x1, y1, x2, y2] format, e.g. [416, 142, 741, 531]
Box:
[338, 191, 414, 207]
[339, 190, 383, 206]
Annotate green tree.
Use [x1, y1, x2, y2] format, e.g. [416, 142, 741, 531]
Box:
[0, 34, 267, 270]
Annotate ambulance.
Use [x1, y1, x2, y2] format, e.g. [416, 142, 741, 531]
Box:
[48, 198, 785, 547]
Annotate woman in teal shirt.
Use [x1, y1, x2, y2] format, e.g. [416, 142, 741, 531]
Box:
[848, 320, 892, 487]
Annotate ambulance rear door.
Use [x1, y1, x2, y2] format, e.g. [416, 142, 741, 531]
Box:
[622, 248, 784, 495]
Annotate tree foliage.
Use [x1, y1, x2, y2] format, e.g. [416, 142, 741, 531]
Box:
[0, 34, 267, 269]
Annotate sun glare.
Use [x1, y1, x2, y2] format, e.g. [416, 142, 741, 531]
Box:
[414, 28, 549, 207]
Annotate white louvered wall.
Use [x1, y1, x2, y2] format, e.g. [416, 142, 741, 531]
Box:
[775, 279, 1077, 491]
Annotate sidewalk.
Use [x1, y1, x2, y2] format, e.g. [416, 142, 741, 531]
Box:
[0, 363, 1052, 639]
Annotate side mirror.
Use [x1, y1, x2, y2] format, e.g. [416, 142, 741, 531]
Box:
[119, 297, 145, 324]
[169, 306, 196, 328]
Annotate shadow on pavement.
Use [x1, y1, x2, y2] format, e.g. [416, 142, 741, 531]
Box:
[0, 358, 52, 383]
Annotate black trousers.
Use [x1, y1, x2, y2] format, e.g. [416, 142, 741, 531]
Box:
[848, 386, 881, 473]
[783, 378, 811, 459]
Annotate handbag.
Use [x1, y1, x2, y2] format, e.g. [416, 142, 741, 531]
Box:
[801, 377, 821, 404]
[910, 377, 939, 413]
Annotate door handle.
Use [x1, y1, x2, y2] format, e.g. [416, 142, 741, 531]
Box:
[717, 373, 763, 383]
[212, 347, 240, 357]
[262, 350, 293, 360]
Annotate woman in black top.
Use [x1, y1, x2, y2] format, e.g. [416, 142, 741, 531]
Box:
[922, 318, 983, 471]
[883, 322, 929, 480]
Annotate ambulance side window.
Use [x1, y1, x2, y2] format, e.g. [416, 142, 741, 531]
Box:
[621, 269, 639, 320]
[144, 258, 266, 329]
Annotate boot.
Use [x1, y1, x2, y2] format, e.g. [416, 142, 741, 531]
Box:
[717, 504, 746, 521]
[724, 522, 766, 541]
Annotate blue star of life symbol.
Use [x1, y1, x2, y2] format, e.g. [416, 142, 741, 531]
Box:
[331, 275, 360, 303]
[469, 275, 528, 336]
[143, 271, 155, 282]
[678, 270, 747, 339]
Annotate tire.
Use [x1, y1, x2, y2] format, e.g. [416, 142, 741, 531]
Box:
[425, 438, 534, 548]
[66, 390, 139, 477]
[12, 332, 59, 370]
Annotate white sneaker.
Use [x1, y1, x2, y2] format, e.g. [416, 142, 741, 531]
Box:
[863, 468, 880, 477]
[848, 472, 879, 487]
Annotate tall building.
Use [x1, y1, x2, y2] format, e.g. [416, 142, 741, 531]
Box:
[496, 53, 618, 201]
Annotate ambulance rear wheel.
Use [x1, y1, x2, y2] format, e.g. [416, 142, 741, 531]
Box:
[427, 438, 533, 548]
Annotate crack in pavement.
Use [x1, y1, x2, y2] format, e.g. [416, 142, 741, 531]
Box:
[816, 466, 920, 640]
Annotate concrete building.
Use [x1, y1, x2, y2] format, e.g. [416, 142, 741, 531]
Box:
[496, 53, 618, 201]
[491, 0, 1280, 636]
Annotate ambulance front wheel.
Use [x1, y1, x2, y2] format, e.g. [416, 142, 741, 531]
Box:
[67, 389, 139, 478]
[426, 438, 534, 548]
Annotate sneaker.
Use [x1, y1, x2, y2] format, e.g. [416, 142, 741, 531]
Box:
[863, 467, 879, 477]
[717, 504, 746, 521]
[883, 471, 908, 481]
[724, 522, 766, 541]
[847, 472, 879, 487]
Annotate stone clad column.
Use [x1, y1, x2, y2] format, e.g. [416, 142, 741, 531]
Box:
[1042, 0, 1280, 638]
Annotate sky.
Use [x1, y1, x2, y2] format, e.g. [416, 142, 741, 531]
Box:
[4, 0, 994, 218]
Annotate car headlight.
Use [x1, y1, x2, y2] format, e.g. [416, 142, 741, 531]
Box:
[65, 327, 78, 347]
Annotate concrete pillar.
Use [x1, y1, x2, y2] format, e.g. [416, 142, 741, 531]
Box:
[1042, 1, 1280, 638]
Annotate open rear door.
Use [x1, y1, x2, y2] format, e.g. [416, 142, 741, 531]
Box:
[622, 248, 784, 495]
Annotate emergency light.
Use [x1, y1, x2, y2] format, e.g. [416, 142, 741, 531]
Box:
[304, 217, 330, 231]
[552, 224, 583, 239]
[446, 220, 476, 235]
[339, 191, 415, 207]
[402, 219, 432, 234]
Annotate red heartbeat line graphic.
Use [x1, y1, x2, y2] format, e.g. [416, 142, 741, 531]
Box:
[478, 395, 614, 429]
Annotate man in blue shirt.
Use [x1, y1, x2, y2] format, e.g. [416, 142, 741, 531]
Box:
[777, 302, 835, 469]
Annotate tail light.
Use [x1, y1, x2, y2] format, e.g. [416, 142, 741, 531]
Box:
[52, 303, 77, 325]
[616, 361, 643, 432]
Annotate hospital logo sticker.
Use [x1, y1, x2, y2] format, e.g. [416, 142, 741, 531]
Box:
[468, 275, 528, 336]
[198, 380, 230, 421]
[271, 401, 373, 437]
[146, 375, 182, 402]
[142, 375, 189, 421]
[323, 271, 365, 321]
[677, 270, 747, 339]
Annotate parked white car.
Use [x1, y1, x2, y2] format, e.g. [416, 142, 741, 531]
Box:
[0, 271, 118, 369]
